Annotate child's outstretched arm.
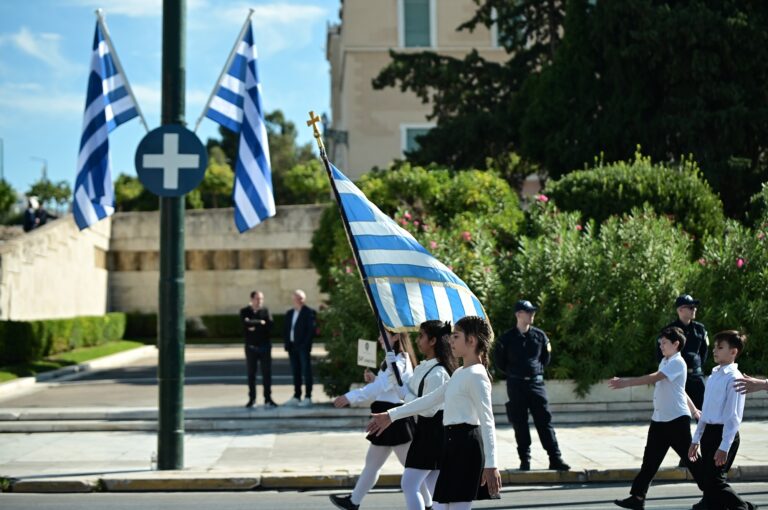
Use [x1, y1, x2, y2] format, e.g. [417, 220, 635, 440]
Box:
[608, 371, 666, 389]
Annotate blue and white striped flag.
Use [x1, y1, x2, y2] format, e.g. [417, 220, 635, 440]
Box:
[329, 163, 486, 332]
[204, 22, 275, 232]
[73, 20, 140, 230]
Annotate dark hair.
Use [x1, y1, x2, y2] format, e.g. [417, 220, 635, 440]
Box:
[250, 290, 262, 299]
[713, 330, 747, 358]
[455, 316, 494, 381]
[381, 331, 418, 370]
[420, 320, 458, 375]
[660, 326, 686, 352]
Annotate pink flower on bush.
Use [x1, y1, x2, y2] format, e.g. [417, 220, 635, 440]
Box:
[575, 224, 583, 231]
[403, 211, 412, 220]
[462, 231, 472, 242]
[736, 257, 746, 269]
[535, 194, 549, 203]
[429, 241, 438, 249]
[413, 220, 420, 227]
[697, 258, 706, 266]
[345, 266, 353, 274]
[399, 218, 408, 226]
[758, 232, 766, 240]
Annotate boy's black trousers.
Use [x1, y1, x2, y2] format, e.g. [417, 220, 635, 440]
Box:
[630, 415, 701, 498]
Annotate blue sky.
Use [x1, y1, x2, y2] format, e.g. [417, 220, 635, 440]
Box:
[0, 0, 339, 195]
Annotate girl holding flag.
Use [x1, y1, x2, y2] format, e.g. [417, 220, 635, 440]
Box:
[368, 316, 502, 510]
[329, 330, 422, 510]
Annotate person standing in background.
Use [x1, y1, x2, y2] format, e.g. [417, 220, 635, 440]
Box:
[240, 290, 276, 408]
[283, 289, 317, 407]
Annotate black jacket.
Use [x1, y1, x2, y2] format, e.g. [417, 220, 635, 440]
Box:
[239, 306, 273, 345]
[283, 305, 316, 351]
[657, 319, 709, 370]
[495, 326, 551, 378]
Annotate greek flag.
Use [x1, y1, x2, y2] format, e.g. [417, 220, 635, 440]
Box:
[204, 22, 275, 232]
[330, 164, 485, 332]
[73, 21, 139, 230]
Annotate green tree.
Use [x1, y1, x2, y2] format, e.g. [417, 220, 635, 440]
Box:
[205, 109, 316, 205]
[198, 146, 234, 208]
[282, 159, 330, 205]
[114, 174, 157, 211]
[27, 178, 71, 215]
[0, 180, 16, 220]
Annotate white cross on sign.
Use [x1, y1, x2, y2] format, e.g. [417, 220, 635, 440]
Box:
[142, 133, 200, 189]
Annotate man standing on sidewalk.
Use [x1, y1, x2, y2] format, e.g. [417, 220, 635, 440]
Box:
[658, 294, 710, 410]
[240, 290, 276, 409]
[495, 299, 570, 471]
[283, 289, 317, 407]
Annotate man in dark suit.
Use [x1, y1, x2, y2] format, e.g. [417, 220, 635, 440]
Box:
[240, 290, 276, 409]
[283, 289, 316, 407]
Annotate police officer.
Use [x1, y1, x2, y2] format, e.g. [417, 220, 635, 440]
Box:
[657, 294, 709, 410]
[495, 299, 570, 471]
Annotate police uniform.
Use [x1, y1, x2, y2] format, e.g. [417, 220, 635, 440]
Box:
[494, 300, 569, 471]
[657, 295, 709, 410]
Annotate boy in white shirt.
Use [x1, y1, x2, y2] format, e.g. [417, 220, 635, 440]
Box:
[688, 330, 757, 510]
[609, 327, 702, 510]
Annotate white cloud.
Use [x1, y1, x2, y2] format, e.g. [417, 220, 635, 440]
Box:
[130, 82, 212, 121]
[68, 0, 207, 18]
[0, 27, 79, 73]
[0, 83, 83, 116]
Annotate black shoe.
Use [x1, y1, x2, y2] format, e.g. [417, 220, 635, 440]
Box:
[329, 494, 359, 510]
[519, 460, 531, 471]
[245, 399, 255, 408]
[691, 498, 706, 510]
[549, 458, 571, 471]
[614, 496, 644, 510]
[264, 399, 278, 409]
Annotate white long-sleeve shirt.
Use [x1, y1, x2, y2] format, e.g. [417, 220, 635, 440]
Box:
[692, 363, 745, 453]
[401, 358, 451, 418]
[388, 364, 497, 468]
[344, 353, 413, 406]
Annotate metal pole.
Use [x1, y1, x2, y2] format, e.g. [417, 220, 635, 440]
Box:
[0, 138, 4, 182]
[158, 0, 186, 470]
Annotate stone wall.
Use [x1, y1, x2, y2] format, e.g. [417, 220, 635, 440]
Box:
[108, 205, 327, 316]
[0, 216, 111, 320]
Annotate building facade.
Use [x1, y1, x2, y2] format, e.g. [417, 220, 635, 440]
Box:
[326, 0, 507, 180]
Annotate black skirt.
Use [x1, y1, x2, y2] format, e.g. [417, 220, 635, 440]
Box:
[366, 401, 415, 446]
[405, 411, 444, 469]
[433, 423, 492, 503]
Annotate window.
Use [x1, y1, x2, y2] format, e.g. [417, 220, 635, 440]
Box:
[401, 125, 434, 154]
[400, 0, 434, 48]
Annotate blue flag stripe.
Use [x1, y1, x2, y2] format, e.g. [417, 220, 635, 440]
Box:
[354, 234, 430, 254]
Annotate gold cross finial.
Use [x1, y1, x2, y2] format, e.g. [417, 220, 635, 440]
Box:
[307, 111, 325, 153]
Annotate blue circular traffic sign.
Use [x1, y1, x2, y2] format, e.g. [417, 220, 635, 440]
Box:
[134, 124, 207, 197]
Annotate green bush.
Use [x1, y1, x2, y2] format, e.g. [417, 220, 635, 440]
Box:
[688, 218, 768, 374]
[746, 182, 768, 227]
[492, 202, 696, 395]
[544, 151, 725, 247]
[0, 313, 126, 365]
[283, 159, 331, 204]
[125, 312, 157, 338]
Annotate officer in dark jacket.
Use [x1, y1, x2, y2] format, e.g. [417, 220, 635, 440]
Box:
[657, 294, 709, 410]
[240, 290, 276, 408]
[495, 299, 570, 471]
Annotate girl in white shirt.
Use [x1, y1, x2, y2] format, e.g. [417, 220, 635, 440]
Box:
[368, 316, 502, 510]
[396, 320, 457, 510]
[329, 330, 420, 510]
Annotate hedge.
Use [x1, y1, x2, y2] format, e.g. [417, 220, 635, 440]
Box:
[0, 313, 126, 365]
[125, 312, 286, 340]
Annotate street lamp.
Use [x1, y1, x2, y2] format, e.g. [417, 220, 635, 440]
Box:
[30, 156, 48, 181]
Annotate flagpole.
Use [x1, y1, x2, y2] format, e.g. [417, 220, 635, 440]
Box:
[95, 9, 149, 133]
[306, 111, 404, 386]
[193, 9, 255, 132]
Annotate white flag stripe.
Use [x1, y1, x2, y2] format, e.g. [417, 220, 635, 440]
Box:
[349, 218, 420, 243]
[75, 186, 99, 226]
[102, 73, 126, 96]
[233, 179, 260, 227]
[359, 249, 453, 273]
[103, 94, 135, 124]
[336, 179, 369, 199]
[210, 95, 243, 124]
[77, 126, 108, 171]
[432, 285, 453, 321]
[405, 281, 427, 325]
[458, 289, 477, 318]
[237, 133, 276, 212]
[376, 282, 403, 329]
[220, 74, 245, 96]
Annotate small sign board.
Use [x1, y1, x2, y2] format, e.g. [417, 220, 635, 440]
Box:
[357, 339, 377, 368]
[134, 124, 207, 197]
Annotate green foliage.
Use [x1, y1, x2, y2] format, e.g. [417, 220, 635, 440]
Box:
[27, 178, 71, 214]
[544, 151, 725, 246]
[282, 160, 331, 204]
[0, 313, 126, 365]
[689, 219, 768, 374]
[198, 146, 234, 208]
[746, 183, 768, 227]
[492, 203, 695, 395]
[0, 180, 15, 220]
[114, 174, 158, 211]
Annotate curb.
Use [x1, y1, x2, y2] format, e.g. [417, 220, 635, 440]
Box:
[4, 465, 767, 493]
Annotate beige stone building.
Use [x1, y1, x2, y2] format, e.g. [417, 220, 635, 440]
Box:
[326, 0, 508, 179]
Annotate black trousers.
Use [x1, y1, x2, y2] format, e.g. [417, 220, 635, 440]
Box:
[698, 424, 750, 510]
[245, 344, 272, 401]
[631, 415, 702, 498]
[506, 379, 561, 460]
[288, 346, 312, 399]
[686, 373, 706, 411]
